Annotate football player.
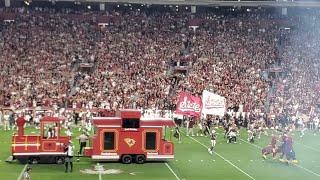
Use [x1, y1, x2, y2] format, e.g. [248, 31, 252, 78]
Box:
[262, 134, 278, 159]
[300, 122, 308, 138]
[283, 136, 298, 164]
[208, 130, 217, 155]
[247, 129, 255, 143]
[173, 125, 181, 143]
[196, 121, 204, 137]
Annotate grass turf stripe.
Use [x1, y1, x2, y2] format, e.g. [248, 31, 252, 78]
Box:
[165, 163, 181, 180]
[295, 141, 320, 153]
[187, 135, 256, 180]
[17, 164, 27, 180]
[238, 137, 320, 177]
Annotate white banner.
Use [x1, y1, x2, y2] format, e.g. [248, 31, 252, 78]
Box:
[202, 90, 226, 116]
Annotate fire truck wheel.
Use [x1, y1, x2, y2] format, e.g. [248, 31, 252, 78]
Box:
[28, 157, 39, 164]
[121, 155, 132, 164]
[135, 155, 145, 164]
[17, 157, 28, 164]
[55, 157, 65, 164]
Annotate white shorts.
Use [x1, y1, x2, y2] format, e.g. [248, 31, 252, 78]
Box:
[211, 140, 216, 147]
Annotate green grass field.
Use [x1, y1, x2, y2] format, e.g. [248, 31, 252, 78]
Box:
[1, 126, 320, 180]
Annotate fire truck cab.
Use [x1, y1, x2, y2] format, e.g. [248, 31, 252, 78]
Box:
[12, 116, 69, 164]
[84, 109, 175, 164]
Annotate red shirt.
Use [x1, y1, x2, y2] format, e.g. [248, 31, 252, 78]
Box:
[281, 135, 287, 143]
[271, 136, 277, 147]
[286, 137, 293, 150]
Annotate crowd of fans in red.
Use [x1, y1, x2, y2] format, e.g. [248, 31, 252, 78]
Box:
[269, 10, 320, 125]
[0, 6, 318, 125]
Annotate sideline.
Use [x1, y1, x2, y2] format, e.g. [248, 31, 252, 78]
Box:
[165, 162, 181, 180]
[17, 164, 27, 180]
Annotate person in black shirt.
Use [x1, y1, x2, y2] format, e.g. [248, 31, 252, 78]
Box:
[223, 121, 229, 139]
[173, 125, 181, 143]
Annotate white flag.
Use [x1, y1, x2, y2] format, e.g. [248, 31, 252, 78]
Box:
[202, 90, 226, 116]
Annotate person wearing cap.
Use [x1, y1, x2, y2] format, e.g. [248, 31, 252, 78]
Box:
[23, 166, 31, 180]
[64, 141, 75, 173]
[208, 129, 216, 155]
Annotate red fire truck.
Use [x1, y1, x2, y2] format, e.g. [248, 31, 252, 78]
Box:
[11, 116, 69, 164]
[84, 109, 175, 164]
[11, 109, 175, 164]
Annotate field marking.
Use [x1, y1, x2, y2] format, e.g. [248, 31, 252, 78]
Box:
[295, 141, 320, 153]
[17, 164, 27, 180]
[188, 136, 256, 180]
[238, 138, 320, 177]
[99, 172, 102, 180]
[165, 163, 181, 180]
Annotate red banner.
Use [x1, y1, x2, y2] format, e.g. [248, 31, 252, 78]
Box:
[175, 92, 202, 117]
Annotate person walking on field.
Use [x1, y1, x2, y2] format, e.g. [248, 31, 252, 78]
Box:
[23, 167, 31, 180]
[3, 111, 10, 131]
[78, 132, 88, 155]
[64, 141, 75, 173]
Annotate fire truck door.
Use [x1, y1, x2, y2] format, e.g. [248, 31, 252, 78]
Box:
[144, 131, 158, 152]
[102, 131, 117, 152]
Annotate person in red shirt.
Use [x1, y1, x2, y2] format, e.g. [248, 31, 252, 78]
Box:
[262, 134, 279, 159]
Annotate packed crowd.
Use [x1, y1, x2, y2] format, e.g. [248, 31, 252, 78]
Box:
[269, 10, 320, 128]
[0, 6, 318, 130]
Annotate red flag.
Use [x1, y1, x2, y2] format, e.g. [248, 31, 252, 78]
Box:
[175, 92, 202, 117]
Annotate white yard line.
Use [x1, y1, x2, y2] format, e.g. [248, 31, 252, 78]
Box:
[165, 163, 181, 180]
[99, 172, 102, 180]
[238, 138, 320, 177]
[295, 141, 320, 153]
[295, 164, 320, 177]
[17, 164, 27, 180]
[239, 138, 262, 150]
[188, 136, 256, 180]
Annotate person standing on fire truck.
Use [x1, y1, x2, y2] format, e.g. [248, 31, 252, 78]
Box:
[64, 141, 75, 173]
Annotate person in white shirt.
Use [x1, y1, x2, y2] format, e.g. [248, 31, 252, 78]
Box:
[314, 116, 320, 135]
[64, 141, 75, 173]
[47, 127, 53, 139]
[196, 121, 204, 137]
[65, 127, 72, 138]
[3, 111, 10, 131]
[24, 114, 31, 127]
[34, 115, 41, 129]
[300, 123, 308, 138]
[23, 167, 31, 180]
[78, 132, 88, 155]
[85, 121, 92, 133]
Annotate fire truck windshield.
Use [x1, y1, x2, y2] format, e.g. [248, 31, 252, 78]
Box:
[42, 122, 59, 139]
[122, 118, 140, 128]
